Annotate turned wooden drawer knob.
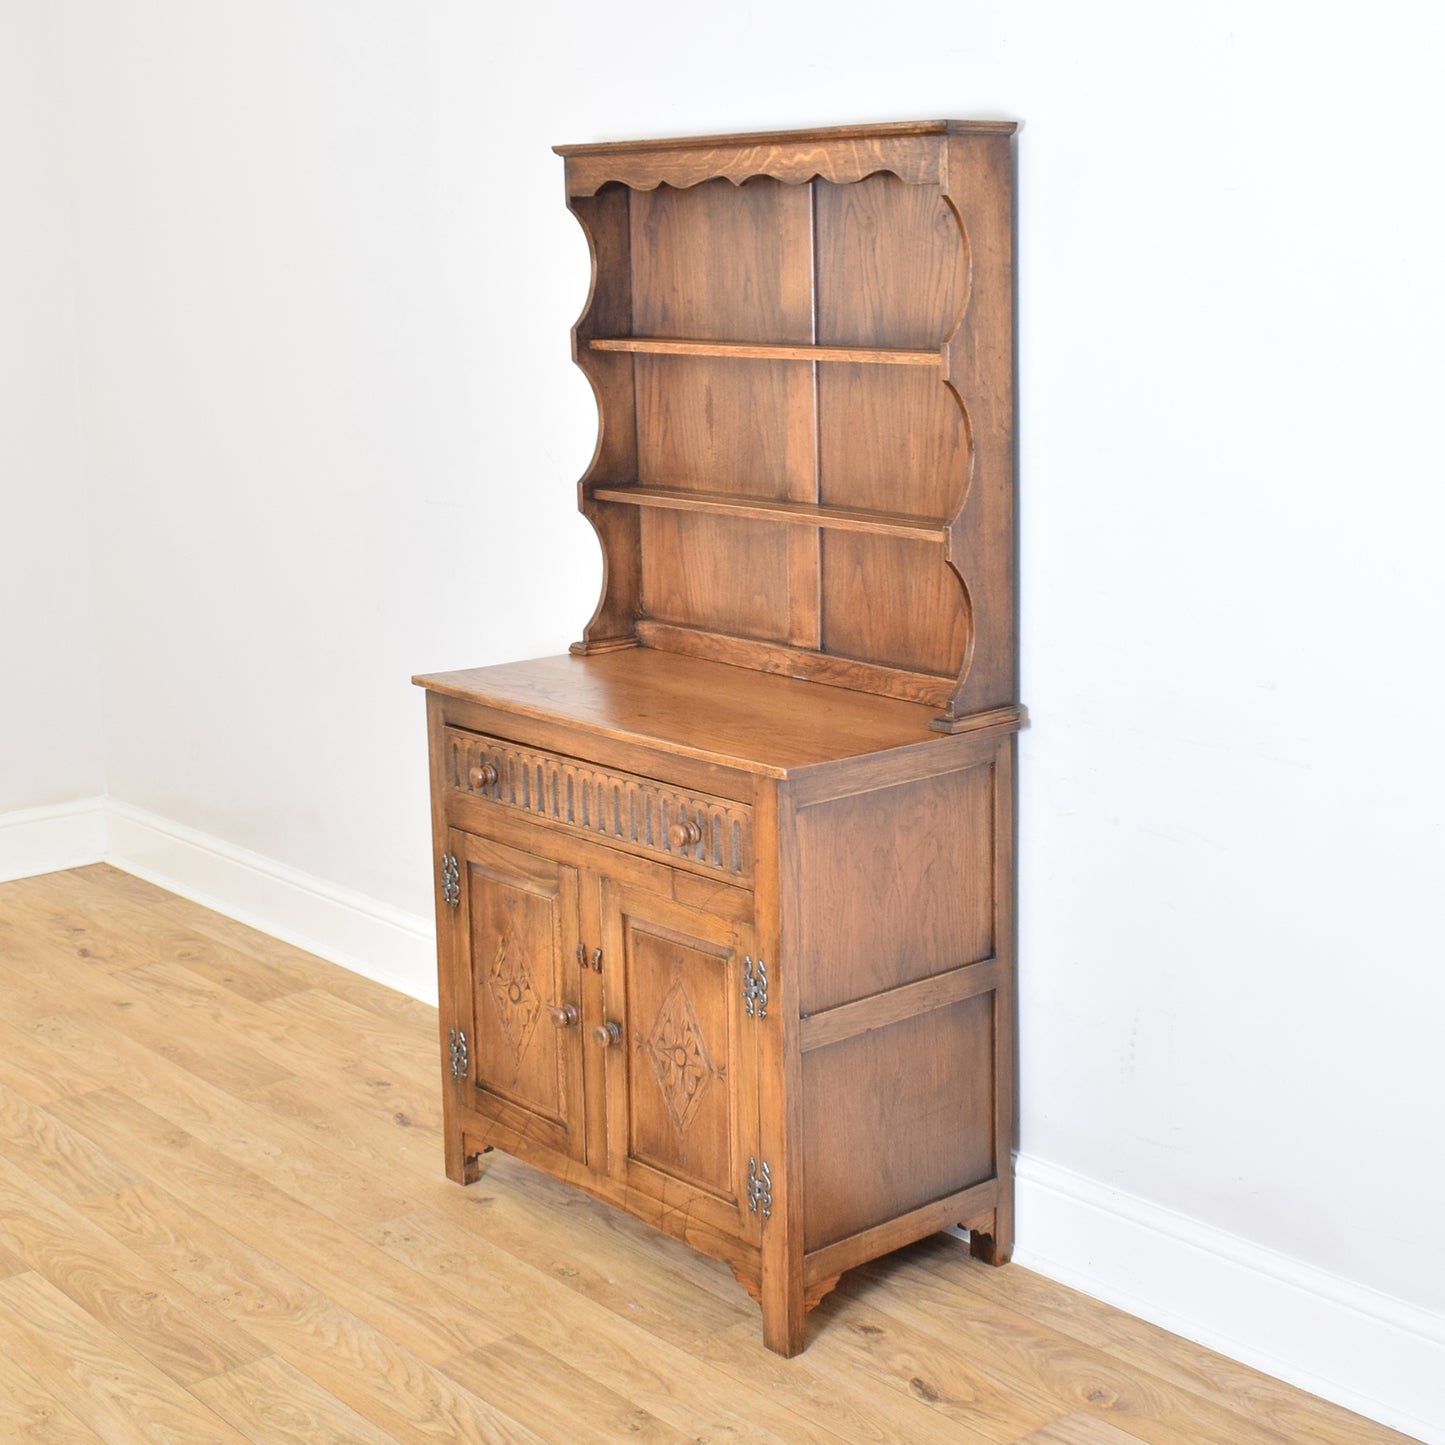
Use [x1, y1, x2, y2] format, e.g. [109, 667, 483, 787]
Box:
[592, 1020, 622, 1048]
[669, 819, 703, 849]
[469, 762, 498, 790]
[549, 1003, 579, 1027]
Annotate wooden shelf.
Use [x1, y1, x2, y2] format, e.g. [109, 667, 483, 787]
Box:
[589, 337, 941, 367]
[589, 486, 948, 541]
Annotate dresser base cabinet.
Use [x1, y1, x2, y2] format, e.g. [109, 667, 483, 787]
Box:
[417, 119, 1020, 1356]
[419, 655, 1018, 1356]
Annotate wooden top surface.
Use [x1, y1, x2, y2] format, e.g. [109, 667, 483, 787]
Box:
[553, 119, 1018, 157]
[414, 650, 970, 776]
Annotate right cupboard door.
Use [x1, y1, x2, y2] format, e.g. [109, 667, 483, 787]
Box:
[599, 880, 762, 1246]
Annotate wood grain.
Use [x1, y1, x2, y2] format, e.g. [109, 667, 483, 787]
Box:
[815, 171, 965, 350]
[633, 355, 811, 498]
[0, 865, 1411, 1445]
[0, 1345, 108, 1442]
[414, 648, 950, 775]
[0, 1272, 251, 1444]
[820, 530, 972, 676]
[189, 1354, 402, 1445]
[816, 364, 969, 520]
[629, 176, 812, 344]
[0, 1154, 266, 1386]
[789, 757, 997, 1014]
[800, 996, 996, 1250]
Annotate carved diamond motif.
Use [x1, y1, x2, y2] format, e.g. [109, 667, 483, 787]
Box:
[646, 979, 713, 1134]
[486, 926, 542, 1059]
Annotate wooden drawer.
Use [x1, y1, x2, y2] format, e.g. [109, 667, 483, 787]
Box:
[442, 726, 753, 882]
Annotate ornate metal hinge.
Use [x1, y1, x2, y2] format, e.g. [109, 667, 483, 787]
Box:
[743, 955, 768, 1019]
[449, 1027, 469, 1080]
[441, 853, 460, 907]
[747, 1156, 773, 1219]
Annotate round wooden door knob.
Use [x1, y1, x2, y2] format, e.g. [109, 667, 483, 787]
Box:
[669, 819, 703, 849]
[593, 1020, 623, 1047]
[469, 762, 498, 789]
[549, 1003, 579, 1027]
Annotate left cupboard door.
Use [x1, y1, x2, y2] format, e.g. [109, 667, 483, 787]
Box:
[444, 828, 587, 1163]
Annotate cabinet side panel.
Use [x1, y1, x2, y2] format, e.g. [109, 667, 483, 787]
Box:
[570, 186, 642, 648]
[942, 131, 1017, 715]
[794, 760, 995, 1016]
[801, 994, 994, 1250]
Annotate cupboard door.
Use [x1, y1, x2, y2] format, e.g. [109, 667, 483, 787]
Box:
[599, 880, 761, 1243]
[449, 829, 586, 1162]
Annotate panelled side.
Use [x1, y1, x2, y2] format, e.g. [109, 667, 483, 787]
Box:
[781, 731, 1017, 1269]
[939, 130, 1017, 721]
[570, 184, 642, 652]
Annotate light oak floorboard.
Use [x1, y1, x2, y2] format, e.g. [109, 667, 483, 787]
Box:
[0, 1347, 109, 1444]
[0, 866, 1412, 1445]
[891, 1235, 1417, 1445]
[0, 1153, 267, 1385]
[0, 1272, 250, 1445]
[1017, 1415, 1154, 1444]
[189, 1354, 407, 1445]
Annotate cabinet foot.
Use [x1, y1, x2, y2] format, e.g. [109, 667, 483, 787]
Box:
[965, 1204, 1014, 1266]
[445, 1140, 492, 1186]
[968, 1230, 1011, 1265]
[762, 1297, 807, 1357]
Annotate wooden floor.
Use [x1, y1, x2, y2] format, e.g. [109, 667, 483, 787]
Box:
[0, 866, 1413, 1444]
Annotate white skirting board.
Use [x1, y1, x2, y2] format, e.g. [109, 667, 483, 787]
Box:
[2, 799, 1441, 1440]
[0, 797, 437, 1005]
[103, 801, 439, 1006]
[1007, 1156, 1445, 1443]
[0, 798, 108, 884]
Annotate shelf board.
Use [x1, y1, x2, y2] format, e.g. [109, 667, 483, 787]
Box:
[589, 486, 948, 541]
[588, 337, 941, 367]
[634, 620, 959, 709]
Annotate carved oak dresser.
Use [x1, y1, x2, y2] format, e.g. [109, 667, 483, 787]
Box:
[414, 119, 1022, 1355]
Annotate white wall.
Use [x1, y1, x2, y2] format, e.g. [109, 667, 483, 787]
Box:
[0, 3, 105, 814]
[10, 0, 1445, 1432]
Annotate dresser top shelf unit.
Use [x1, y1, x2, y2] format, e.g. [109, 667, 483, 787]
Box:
[558, 119, 1017, 733]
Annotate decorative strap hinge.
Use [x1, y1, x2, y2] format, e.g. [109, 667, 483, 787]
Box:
[747, 1156, 773, 1220]
[449, 1027, 469, 1081]
[441, 853, 461, 908]
[743, 955, 768, 1019]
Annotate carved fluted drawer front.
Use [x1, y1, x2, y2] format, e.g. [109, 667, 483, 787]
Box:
[444, 727, 752, 881]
